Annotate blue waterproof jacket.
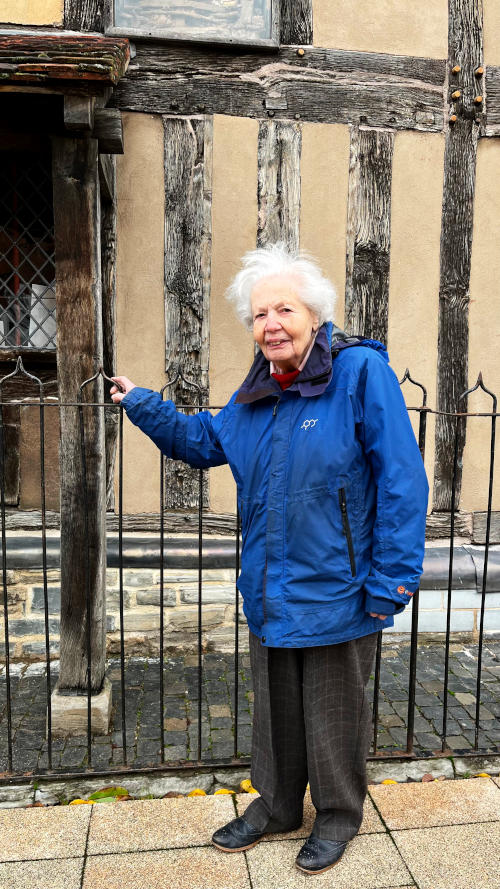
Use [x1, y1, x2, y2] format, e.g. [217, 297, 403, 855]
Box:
[122, 323, 429, 648]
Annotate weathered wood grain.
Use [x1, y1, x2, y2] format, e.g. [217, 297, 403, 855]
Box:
[63, 95, 95, 132]
[0, 405, 20, 507]
[64, 0, 103, 32]
[2, 508, 477, 540]
[433, 0, 483, 512]
[100, 156, 118, 511]
[257, 120, 301, 250]
[345, 127, 394, 342]
[485, 66, 500, 135]
[93, 108, 124, 154]
[163, 115, 212, 508]
[52, 136, 106, 694]
[112, 44, 444, 131]
[0, 34, 130, 85]
[280, 0, 313, 45]
[473, 511, 500, 544]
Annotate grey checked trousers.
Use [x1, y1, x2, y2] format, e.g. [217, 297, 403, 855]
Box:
[244, 629, 379, 841]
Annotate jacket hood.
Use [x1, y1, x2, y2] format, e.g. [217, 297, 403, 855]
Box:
[235, 322, 388, 404]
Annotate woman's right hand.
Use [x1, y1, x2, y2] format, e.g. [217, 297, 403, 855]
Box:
[110, 376, 137, 404]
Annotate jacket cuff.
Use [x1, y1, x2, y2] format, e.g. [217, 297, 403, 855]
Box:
[364, 567, 417, 616]
[121, 386, 153, 412]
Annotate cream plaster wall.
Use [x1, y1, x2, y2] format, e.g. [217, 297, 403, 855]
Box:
[209, 115, 257, 515]
[300, 123, 350, 330]
[484, 0, 500, 65]
[313, 0, 448, 59]
[461, 138, 500, 513]
[388, 130, 444, 510]
[116, 113, 166, 514]
[0, 0, 63, 25]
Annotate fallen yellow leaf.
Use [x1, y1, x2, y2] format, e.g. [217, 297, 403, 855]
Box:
[214, 788, 235, 795]
[381, 779, 398, 785]
[69, 799, 93, 805]
[187, 789, 207, 796]
[239, 779, 257, 793]
[474, 772, 491, 778]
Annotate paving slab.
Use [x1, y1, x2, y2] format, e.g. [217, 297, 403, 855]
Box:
[0, 857, 83, 889]
[392, 821, 500, 889]
[87, 795, 236, 855]
[0, 805, 91, 862]
[235, 790, 384, 839]
[83, 847, 250, 889]
[369, 776, 500, 829]
[245, 834, 412, 888]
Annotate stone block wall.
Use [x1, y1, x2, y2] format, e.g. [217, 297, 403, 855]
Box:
[1, 565, 250, 662]
[2, 538, 500, 663]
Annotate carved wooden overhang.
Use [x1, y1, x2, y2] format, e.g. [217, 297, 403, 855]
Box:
[0, 32, 130, 152]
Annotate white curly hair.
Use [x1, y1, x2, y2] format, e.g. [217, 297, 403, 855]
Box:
[225, 242, 337, 331]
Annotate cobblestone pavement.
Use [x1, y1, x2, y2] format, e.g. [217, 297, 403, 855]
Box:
[1, 639, 499, 775]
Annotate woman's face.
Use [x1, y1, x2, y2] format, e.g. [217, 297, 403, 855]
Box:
[250, 274, 319, 373]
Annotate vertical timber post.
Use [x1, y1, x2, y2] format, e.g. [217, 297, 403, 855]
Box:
[433, 0, 483, 511]
[345, 127, 394, 342]
[51, 137, 109, 733]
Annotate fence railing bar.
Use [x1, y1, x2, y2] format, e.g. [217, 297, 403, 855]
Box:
[371, 630, 382, 754]
[159, 385, 167, 765]
[0, 401, 13, 772]
[401, 373, 428, 755]
[461, 375, 498, 749]
[233, 503, 241, 759]
[77, 389, 93, 767]
[197, 461, 203, 762]
[118, 405, 127, 765]
[442, 412, 463, 751]
[38, 377, 52, 769]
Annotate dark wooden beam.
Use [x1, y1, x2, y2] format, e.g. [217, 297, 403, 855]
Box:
[433, 0, 483, 512]
[98, 153, 114, 201]
[112, 44, 444, 131]
[64, 0, 103, 32]
[93, 108, 124, 153]
[64, 95, 95, 132]
[280, 0, 313, 45]
[52, 136, 106, 694]
[345, 127, 394, 342]
[257, 120, 301, 250]
[163, 115, 212, 508]
[0, 34, 130, 85]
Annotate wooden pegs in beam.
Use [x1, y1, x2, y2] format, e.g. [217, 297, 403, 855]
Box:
[452, 64, 461, 73]
[475, 66, 484, 77]
[64, 95, 95, 133]
[297, 48, 305, 56]
[449, 114, 457, 123]
[452, 90, 461, 99]
[474, 95, 483, 104]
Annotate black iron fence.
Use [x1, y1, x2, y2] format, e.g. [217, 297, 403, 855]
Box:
[0, 358, 499, 783]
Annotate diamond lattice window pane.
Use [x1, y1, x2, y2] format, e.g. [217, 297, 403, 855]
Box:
[0, 152, 56, 350]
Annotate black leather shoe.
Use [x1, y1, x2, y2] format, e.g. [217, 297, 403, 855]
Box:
[211, 816, 265, 852]
[295, 836, 348, 874]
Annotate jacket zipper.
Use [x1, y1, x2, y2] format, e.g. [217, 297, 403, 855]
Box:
[263, 398, 280, 628]
[338, 487, 357, 578]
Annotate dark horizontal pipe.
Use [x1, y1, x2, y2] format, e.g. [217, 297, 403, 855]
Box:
[3, 537, 500, 592]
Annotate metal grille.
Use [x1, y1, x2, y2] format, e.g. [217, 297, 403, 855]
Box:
[0, 152, 56, 351]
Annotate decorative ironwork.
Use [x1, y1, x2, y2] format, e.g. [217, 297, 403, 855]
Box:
[0, 152, 56, 351]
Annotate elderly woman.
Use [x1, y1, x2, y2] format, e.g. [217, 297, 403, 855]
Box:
[111, 243, 428, 875]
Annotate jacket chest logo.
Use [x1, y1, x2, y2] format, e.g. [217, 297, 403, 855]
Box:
[300, 418, 319, 430]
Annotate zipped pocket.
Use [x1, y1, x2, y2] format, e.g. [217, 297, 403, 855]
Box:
[338, 487, 357, 578]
